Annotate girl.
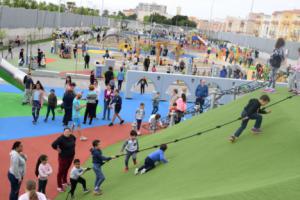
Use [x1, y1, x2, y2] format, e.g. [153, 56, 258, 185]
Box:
[102, 85, 113, 120]
[32, 82, 44, 124]
[175, 93, 187, 124]
[65, 75, 72, 91]
[18, 180, 47, 200]
[35, 155, 53, 195]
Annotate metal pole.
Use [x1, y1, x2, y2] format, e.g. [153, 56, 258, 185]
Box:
[208, 0, 216, 39]
[58, 0, 61, 29]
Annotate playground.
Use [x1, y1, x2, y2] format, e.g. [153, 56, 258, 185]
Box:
[1, 26, 300, 200]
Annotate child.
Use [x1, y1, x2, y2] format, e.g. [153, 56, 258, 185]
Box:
[90, 140, 113, 195]
[121, 130, 139, 172]
[135, 103, 145, 135]
[32, 82, 44, 124]
[69, 159, 90, 198]
[135, 144, 168, 175]
[72, 93, 87, 141]
[35, 154, 53, 195]
[151, 92, 160, 114]
[229, 95, 271, 143]
[137, 77, 148, 94]
[149, 114, 164, 133]
[109, 89, 124, 126]
[44, 89, 57, 122]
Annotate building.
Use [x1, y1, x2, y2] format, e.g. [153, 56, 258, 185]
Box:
[136, 3, 167, 21]
[176, 6, 182, 16]
[269, 9, 300, 42]
[244, 13, 266, 36]
[123, 9, 136, 17]
[259, 14, 272, 38]
[224, 16, 246, 33]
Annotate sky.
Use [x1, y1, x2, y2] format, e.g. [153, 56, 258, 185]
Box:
[41, 0, 300, 20]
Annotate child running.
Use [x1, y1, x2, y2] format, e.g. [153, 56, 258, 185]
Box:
[109, 89, 124, 126]
[121, 130, 139, 172]
[135, 144, 168, 175]
[229, 95, 271, 143]
[69, 159, 90, 198]
[72, 93, 87, 141]
[90, 140, 113, 196]
[35, 154, 53, 196]
[135, 103, 145, 135]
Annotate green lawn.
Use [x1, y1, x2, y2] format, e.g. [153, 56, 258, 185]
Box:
[55, 88, 300, 200]
[0, 92, 101, 118]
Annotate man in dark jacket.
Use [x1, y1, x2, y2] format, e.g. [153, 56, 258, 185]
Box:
[90, 140, 113, 195]
[143, 56, 150, 71]
[229, 95, 271, 142]
[104, 66, 114, 86]
[195, 80, 209, 113]
[44, 89, 57, 122]
[62, 87, 76, 126]
[84, 53, 90, 69]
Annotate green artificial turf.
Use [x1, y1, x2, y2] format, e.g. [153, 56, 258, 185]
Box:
[0, 92, 101, 118]
[55, 88, 300, 200]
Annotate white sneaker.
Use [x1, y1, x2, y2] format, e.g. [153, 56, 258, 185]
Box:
[134, 168, 139, 175]
[140, 168, 146, 174]
[137, 131, 141, 135]
[80, 136, 88, 141]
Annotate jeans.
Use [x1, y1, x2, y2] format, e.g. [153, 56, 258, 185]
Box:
[102, 100, 111, 120]
[140, 85, 145, 94]
[38, 179, 48, 194]
[93, 163, 105, 192]
[32, 100, 41, 122]
[234, 111, 262, 138]
[57, 156, 74, 188]
[151, 106, 159, 115]
[8, 172, 21, 200]
[125, 151, 137, 168]
[118, 80, 123, 91]
[138, 157, 155, 173]
[84, 62, 89, 69]
[268, 67, 279, 88]
[23, 89, 32, 104]
[45, 106, 55, 120]
[70, 177, 87, 197]
[136, 119, 142, 131]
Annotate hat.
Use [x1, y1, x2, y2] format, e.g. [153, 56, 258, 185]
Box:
[50, 89, 55, 93]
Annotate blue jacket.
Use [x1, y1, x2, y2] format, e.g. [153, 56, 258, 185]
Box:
[148, 149, 167, 163]
[90, 148, 111, 165]
[220, 69, 227, 78]
[195, 85, 208, 98]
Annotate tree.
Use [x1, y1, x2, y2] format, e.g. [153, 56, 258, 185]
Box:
[127, 14, 137, 20]
[102, 9, 109, 17]
[144, 13, 170, 24]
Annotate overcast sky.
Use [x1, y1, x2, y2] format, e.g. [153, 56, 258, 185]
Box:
[41, 0, 300, 19]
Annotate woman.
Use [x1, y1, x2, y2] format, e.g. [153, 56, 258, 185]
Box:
[32, 82, 44, 124]
[83, 85, 98, 125]
[51, 128, 76, 192]
[175, 93, 187, 124]
[265, 38, 285, 93]
[102, 85, 113, 120]
[8, 141, 27, 200]
[18, 180, 47, 200]
[65, 76, 72, 90]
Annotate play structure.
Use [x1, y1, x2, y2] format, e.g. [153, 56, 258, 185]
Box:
[124, 70, 262, 104]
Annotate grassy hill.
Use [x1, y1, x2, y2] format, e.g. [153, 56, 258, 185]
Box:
[56, 88, 300, 200]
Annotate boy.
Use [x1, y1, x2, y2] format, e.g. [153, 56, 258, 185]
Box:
[109, 90, 124, 126]
[121, 130, 139, 172]
[44, 89, 57, 122]
[72, 93, 87, 141]
[229, 95, 271, 143]
[151, 92, 160, 114]
[69, 159, 90, 198]
[137, 77, 148, 94]
[135, 103, 145, 135]
[90, 140, 113, 195]
[135, 144, 168, 175]
[149, 114, 164, 133]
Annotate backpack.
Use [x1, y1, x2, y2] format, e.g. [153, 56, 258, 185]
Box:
[269, 49, 283, 68]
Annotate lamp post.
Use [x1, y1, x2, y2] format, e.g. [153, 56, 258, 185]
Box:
[208, 0, 216, 39]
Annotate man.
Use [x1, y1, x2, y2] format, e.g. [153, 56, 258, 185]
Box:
[84, 52, 90, 69]
[143, 56, 150, 71]
[195, 80, 208, 113]
[37, 49, 43, 67]
[104, 66, 114, 86]
[22, 73, 34, 105]
[62, 85, 76, 126]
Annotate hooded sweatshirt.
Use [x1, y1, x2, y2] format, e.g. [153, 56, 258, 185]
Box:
[90, 148, 112, 166]
[9, 150, 27, 180]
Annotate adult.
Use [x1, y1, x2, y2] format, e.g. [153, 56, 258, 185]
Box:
[19, 48, 24, 66]
[22, 73, 34, 105]
[90, 70, 95, 85]
[62, 86, 76, 126]
[175, 93, 187, 124]
[225, 48, 230, 61]
[103, 49, 110, 59]
[265, 38, 285, 92]
[104, 66, 114, 86]
[52, 128, 76, 192]
[195, 80, 209, 113]
[143, 56, 150, 71]
[83, 85, 98, 125]
[220, 66, 227, 78]
[31, 82, 44, 124]
[37, 49, 43, 67]
[117, 67, 125, 91]
[102, 85, 113, 120]
[84, 52, 90, 69]
[8, 141, 27, 200]
[137, 77, 148, 94]
[169, 89, 179, 107]
[18, 180, 47, 200]
[73, 43, 78, 59]
[65, 76, 72, 90]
